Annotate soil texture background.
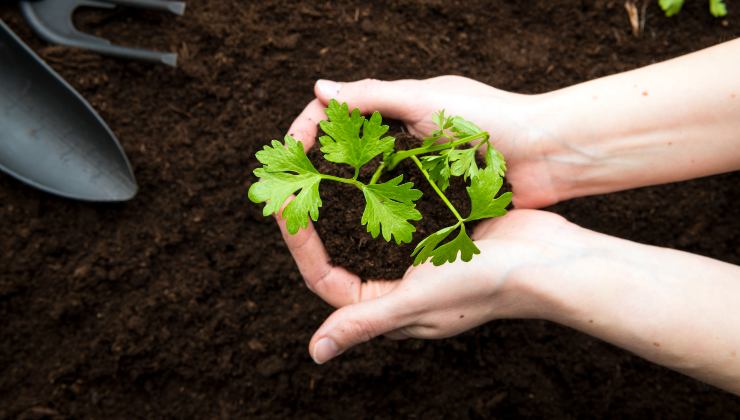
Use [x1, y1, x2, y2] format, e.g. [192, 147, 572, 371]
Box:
[1, 0, 739, 418]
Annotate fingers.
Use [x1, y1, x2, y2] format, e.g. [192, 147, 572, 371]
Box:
[309, 295, 409, 364]
[280, 99, 366, 307]
[314, 78, 422, 121]
[287, 98, 326, 151]
[276, 213, 363, 308]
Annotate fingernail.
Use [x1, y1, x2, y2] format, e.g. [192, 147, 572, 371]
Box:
[316, 79, 340, 99]
[312, 337, 339, 364]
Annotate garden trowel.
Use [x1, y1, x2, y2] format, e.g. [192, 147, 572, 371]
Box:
[0, 19, 137, 201]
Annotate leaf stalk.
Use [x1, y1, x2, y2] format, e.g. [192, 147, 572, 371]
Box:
[386, 131, 489, 170]
[320, 174, 365, 189]
[410, 155, 464, 223]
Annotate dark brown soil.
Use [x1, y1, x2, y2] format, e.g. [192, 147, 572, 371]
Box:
[1, 1, 739, 418]
[311, 131, 480, 279]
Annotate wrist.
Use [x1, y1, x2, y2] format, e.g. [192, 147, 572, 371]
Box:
[523, 90, 598, 205]
[497, 91, 583, 208]
[478, 213, 595, 321]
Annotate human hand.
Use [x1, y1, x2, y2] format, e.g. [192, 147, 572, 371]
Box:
[308, 76, 560, 208]
[277, 204, 577, 364]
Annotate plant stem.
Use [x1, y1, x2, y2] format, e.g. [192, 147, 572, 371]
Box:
[320, 174, 365, 189]
[369, 162, 385, 185]
[353, 167, 360, 180]
[473, 138, 489, 152]
[387, 131, 489, 170]
[410, 155, 464, 222]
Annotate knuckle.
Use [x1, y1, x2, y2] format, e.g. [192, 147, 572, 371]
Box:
[358, 78, 382, 94]
[303, 265, 331, 295]
[302, 277, 316, 293]
[398, 324, 440, 339]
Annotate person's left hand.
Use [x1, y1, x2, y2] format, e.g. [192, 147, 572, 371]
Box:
[278, 204, 576, 364]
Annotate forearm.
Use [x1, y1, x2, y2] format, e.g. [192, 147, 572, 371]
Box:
[535, 38, 740, 202]
[515, 227, 740, 393]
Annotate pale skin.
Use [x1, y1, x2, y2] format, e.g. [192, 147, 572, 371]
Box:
[276, 38, 740, 394]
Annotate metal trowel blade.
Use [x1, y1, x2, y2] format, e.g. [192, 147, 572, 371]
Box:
[0, 20, 137, 202]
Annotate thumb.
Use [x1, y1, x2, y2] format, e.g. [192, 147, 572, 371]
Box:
[309, 296, 408, 364]
[314, 78, 420, 121]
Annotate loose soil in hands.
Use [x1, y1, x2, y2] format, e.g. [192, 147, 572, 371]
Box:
[1, 1, 739, 418]
[312, 132, 480, 280]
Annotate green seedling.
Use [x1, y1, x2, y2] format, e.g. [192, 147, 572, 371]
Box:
[248, 100, 512, 266]
[659, 0, 727, 17]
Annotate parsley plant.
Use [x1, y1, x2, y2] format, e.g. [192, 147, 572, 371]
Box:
[248, 100, 512, 266]
[659, 0, 727, 17]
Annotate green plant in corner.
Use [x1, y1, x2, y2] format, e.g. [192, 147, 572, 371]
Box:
[658, 0, 728, 17]
[248, 100, 512, 266]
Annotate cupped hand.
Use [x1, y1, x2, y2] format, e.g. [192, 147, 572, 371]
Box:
[278, 202, 574, 364]
[310, 76, 561, 209]
[282, 98, 578, 363]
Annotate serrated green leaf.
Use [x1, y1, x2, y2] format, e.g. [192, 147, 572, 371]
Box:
[465, 167, 512, 222]
[450, 116, 483, 139]
[278, 174, 322, 234]
[422, 129, 443, 148]
[432, 109, 454, 129]
[659, 0, 684, 16]
[449, 148, 479, 180]
[485, 145, 507, 177]
[412, 225, 480, 266]
[411, 225, 457, 265]
[361, 175, 422, 244]
[319, 99, 394, 170]
[248, 135, 322, 234]
[421, 153, 452, 191]
[248, 170, 318, 216]
[254, 135, 318, 175]
[432, 227, 480, 265]
[318, 100, 363, 166]
[709, 0, 727, 17]
[362, 111, 395, 158]
[432, 110, 445, 129]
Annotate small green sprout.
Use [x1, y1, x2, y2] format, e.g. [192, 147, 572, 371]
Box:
[659, 0, 728, 17]
[248, 100, 512, 266]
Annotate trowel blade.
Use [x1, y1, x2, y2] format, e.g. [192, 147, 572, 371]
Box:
[0, 20, 137, 202]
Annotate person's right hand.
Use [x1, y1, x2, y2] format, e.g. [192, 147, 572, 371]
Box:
[308, 76, 561, 208]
